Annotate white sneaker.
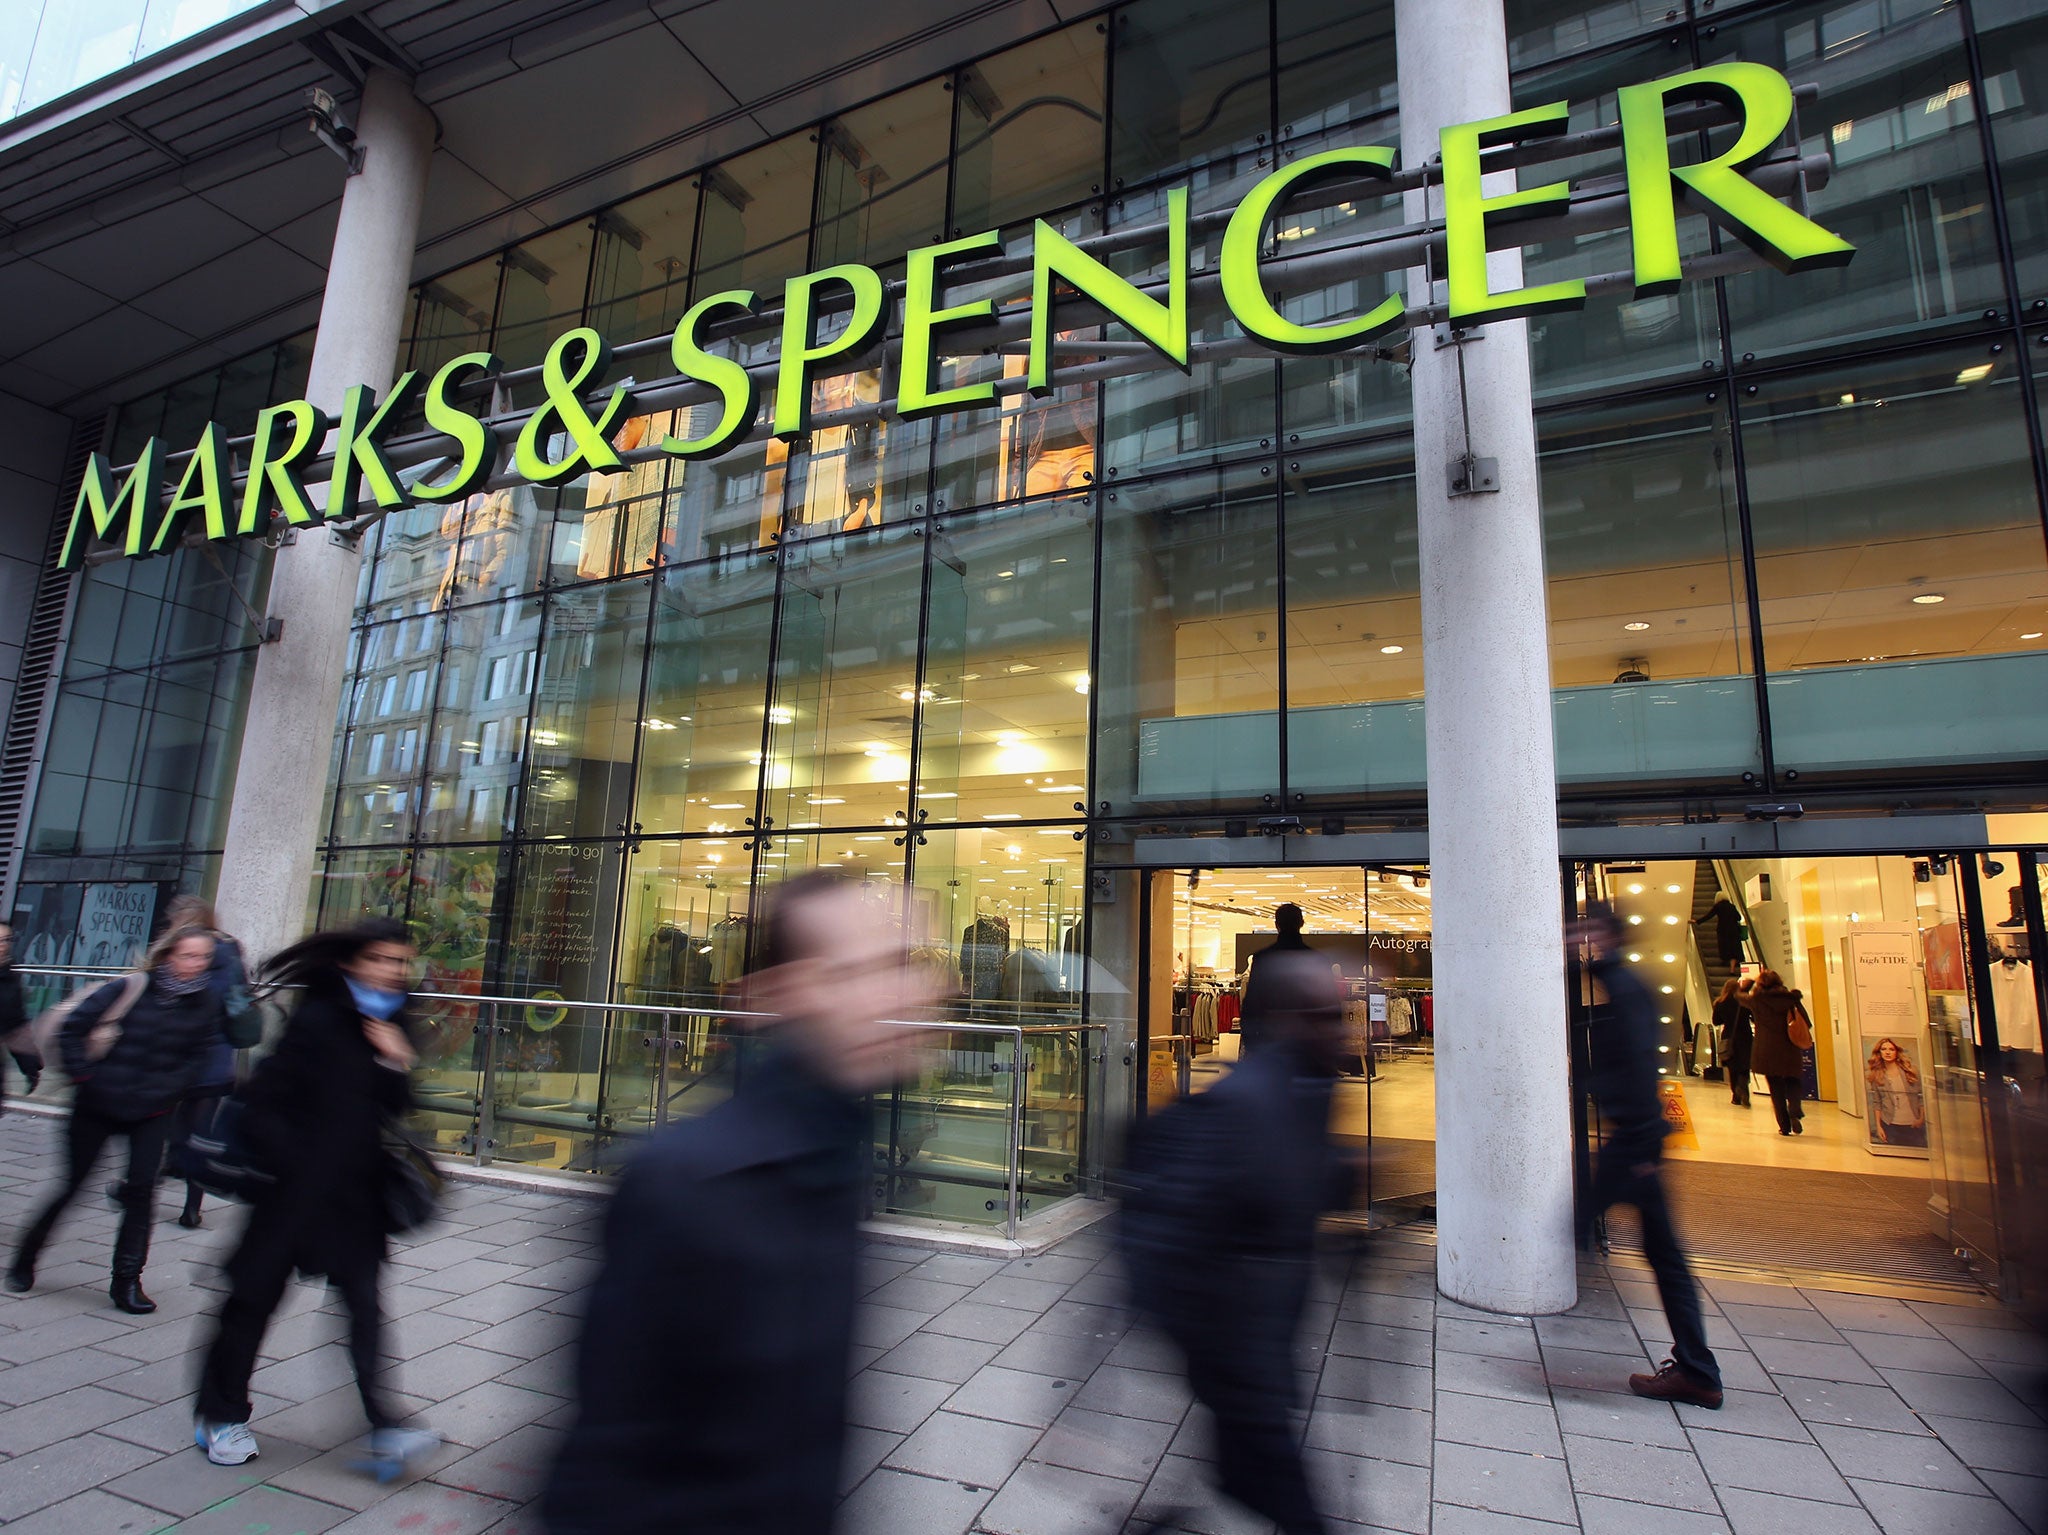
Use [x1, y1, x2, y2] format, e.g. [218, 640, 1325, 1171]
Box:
[352, 1424, 441, 1483]
[195, 1419, 259, 1466]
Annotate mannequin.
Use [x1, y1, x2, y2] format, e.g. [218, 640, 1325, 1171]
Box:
[960, 897, 1010, 1002]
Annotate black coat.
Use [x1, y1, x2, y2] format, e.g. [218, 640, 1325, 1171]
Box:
[62, 976, 220, 1122]
[0, 964, 25, 1113]
[1747, 978, 1807, 1079]
[236, 973, 414, 1280]
[1121, 1040, 1337, 1337]
[545, 1048, 866, 1535]
[1586, 955, 1667, 1161]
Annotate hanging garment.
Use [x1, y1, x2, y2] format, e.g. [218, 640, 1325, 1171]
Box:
[959, 917, 1010, 1001]
[1989, 958, 2041, 1052]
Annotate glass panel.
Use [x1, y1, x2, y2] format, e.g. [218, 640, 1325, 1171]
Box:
[314, 846, 412, 930]
[763, 526, 923, 833]
[1282, 437, 1426, 802]
[931, 219, 1101, 515]
[1277, 0, 1397, 137]
[814, 81, 953, 267]
[331, 616, 437, 847]
[521, 581, 651, 839]
[1713, 0, 2006, 357]
[1928, 858, 1997, 1260]
[407, 260, 501, 377]
[1102, 184, 1278, 477]
[496, 224, 595, 385]
[422, 596, 542, 842]
[1110, 0, 1272, 193]
[952, 23, 1108, 233]
[1506, 0, 1672, 70]
[1096, 461, 1281, 811]
[1975, 0, 2048, 305]
[620, 839, 756, 1007]
[780, 367, 930, 542]
[19, 0, 146, 113]
[1541, 391, 1762, 786]
[1745, 345, 2048, 774]
[917, 500, 1095, 825]
[588, 184, 699, 350]
[691, 136, 817, 301]
[551, 414, 680, 582]
[405, 844, 506, 1156]
[634, 550, 777, 837]
[437, 486, 552, 607]
[366, 501, 465, 611]
[502, 839, 624, 1006]
[665, 378, 785, 562]
[1515, 43, 1723, 397]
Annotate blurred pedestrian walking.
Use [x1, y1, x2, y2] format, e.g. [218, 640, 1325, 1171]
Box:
[7, 926, 224, 1314]
[1576, 905, 1722, 1409]
[159, 896, 257, 1229]
[1120, 945, 1345, 1535]
[0, 920, 41, 1112]
[544, 870, 941, 1535]
[192, 918, 438, 1476]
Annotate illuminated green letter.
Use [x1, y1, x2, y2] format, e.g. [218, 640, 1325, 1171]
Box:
[238, 399, 329, 535]
[774, 263, 888, 438]
[1441, 101, 1586, 323]
[900, 231, 1001, 419]
[327, 374, 421, 519]
[1031, 187, 1188, 392]
[1220, 149, 1406, 355]
[152, 423, 233, 552]
[1619, 63, 1854, 294]
[60, 440, 163, 568]
[411, 353, 500, 503]
[664, 290, 759, 459]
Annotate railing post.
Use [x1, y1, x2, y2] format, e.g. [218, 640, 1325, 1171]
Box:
[1007, 1029, 1026, 1242]
[476, 999, 498, 1166]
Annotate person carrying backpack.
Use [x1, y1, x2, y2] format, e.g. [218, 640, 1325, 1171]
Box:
[6, 926, 225, 1313]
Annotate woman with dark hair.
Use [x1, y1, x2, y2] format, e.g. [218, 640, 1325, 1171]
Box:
[191, 918, 439, 1476]
[1713, 977, 1753, 1108]
[160, 895, 253, 1228]
[1743, 970, 1809, 1136]
[7, 927, 223, 1313]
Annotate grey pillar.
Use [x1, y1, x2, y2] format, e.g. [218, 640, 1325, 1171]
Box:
[1397, 0, 1577, 1314]
[214, 69, 435, 966]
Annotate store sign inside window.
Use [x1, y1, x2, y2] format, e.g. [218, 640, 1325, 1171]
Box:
[62, 63, 1851, 569]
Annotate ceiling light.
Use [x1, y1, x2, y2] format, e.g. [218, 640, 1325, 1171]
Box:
[1628, 883, 1644, 895]
[1660, 985, 1674, 994]
[1663, 915, 1679, 925]
[1073, 675, 1090, 695]
[998, 570, 1015, 578]
[1007, 664, 1037, 675]
[710, 803, 745, 810]
[1658, 1045, 1671, 1053]
[806, 797, 844, 805]
[642, 718, 677, 731]
[1623, 621, 1650, 632]
[1911, 593, 1945, 605]
[1627, 952, 1642, 962]
[1662, 953, 1677, 963]
[2023, 631, 2044, 640]
[1956, 363, 1994, 384]
[1665, 884, 1680, 894]
[1628, 915, 1644, 925]
[1379, 644, 1404, 655]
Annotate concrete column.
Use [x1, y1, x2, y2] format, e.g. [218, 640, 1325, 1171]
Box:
[1396, 0, 1577, 1314]
[214, 68, 435, 967]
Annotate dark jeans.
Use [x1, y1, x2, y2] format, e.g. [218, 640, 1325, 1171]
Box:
[1590, 1146, 1720, 1391]
[1724, 1041, 1753, 1105]
[196, 1209, 394, 1430]
[1765, 1076, 1805, 1134]
[1158, 1258, 1325, 1535]
[14, 1104, 172, 1280]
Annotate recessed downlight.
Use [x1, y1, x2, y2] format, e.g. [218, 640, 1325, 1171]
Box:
[1380, 644, 1405, 655]
[1623, 621, 1650, 632]
[1911, 593, 1945, 605]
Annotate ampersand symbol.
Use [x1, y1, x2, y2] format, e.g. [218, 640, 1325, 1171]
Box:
[513, 327, 633, 485]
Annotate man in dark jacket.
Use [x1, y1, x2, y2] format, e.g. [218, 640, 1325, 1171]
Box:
[1577, 905, 1722, 1409]
[544, 871, 940, 1535]
[1121, 947, 1342, 1535]
[0, 920, 39, 1113]
[1240, 903, 1316, 1054]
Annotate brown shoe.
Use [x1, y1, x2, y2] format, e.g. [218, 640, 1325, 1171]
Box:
[1629, 1358, 1723, 1409]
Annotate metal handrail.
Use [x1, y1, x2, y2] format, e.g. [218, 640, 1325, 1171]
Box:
[12, 966, 1102, 1239]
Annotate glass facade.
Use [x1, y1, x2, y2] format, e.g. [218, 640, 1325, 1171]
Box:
[15, 0, 2048, 1221]
[0, 0, 271, 120]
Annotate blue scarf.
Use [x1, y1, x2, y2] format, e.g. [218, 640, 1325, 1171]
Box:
[346, 977, 406, 1020]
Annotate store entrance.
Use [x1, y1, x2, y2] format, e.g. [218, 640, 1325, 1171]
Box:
[1572, 853, 2045, 1290]
[1147, 864, 1437, 1222]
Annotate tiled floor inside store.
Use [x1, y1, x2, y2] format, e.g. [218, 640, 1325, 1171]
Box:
[1, 1111, 2045, 1535]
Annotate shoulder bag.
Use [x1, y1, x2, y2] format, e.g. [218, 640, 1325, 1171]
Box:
[29, 972, 147, 1066]
[1787, 1002, 1816, 1053]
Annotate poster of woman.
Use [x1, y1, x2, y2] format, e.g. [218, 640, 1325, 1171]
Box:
[1864, 1035, 1929, 1152]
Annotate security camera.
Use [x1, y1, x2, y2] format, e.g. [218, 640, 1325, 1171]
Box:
[306, 86, 365, 173]
[1743, 802, 1804, 822]
[1981, 855, 2006, 878]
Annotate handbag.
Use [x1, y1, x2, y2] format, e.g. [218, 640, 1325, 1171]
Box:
[380, 1129, 443, 1235]
[170, 1094, 277, 1203]
[221, 983, 262, 1050]
[1787, 1002, 1816, 1053]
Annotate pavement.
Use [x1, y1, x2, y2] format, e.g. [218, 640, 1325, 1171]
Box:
[1, 1111, 2046, 1535]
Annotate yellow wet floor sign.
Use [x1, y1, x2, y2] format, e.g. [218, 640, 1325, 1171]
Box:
[1658, 1079, 1700, 1150]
